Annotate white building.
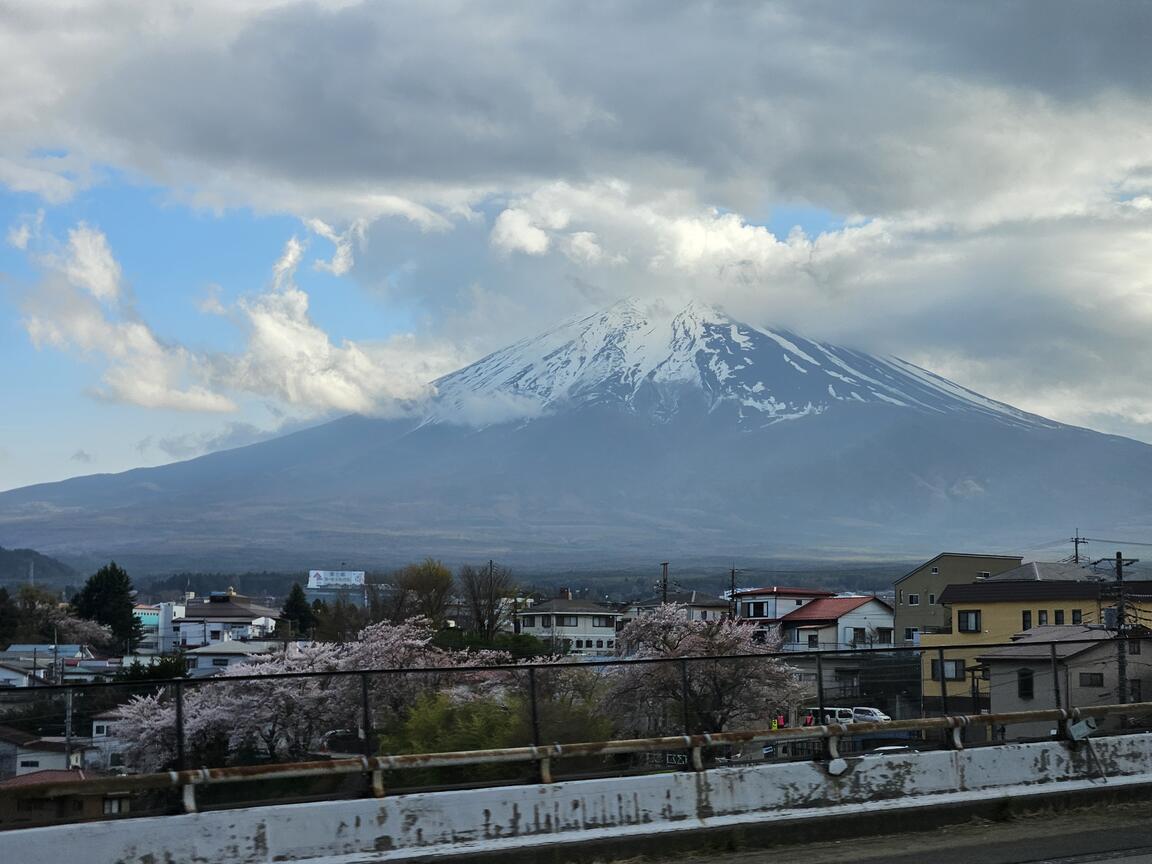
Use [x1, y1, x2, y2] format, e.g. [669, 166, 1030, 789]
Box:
[777, 596, 896, 651]
[174, 591, 279, 649]
[0, 726, 84, 778]
[133, 601, 185, 654]
[515, 600, 622, 658]
[623, 590, 731, 626]
[183, 641, 281, 676]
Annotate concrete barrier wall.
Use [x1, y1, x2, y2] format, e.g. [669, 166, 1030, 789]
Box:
[5, 735, 1152, 864]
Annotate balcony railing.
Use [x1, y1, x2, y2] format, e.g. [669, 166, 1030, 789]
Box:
[780, 641, 896, 652]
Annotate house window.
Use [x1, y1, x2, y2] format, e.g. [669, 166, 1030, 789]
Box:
[185, 658, 197, 671]
[904, 627, 919, 642]
[209, 630, 221, 640]
[978, 571, 991, 578]
[1129, 640, 1142, 655]
[807, 633, 819, 648]
[19, 760, 40, 768]
[700, 610, 708, 620]
[1131, 679, 1142, 701]
[755, 602, 767, 617]
[1038, 610, 1049, 626]
[931, 567, 939, 574]
[908, 594, 920, 606]
[607, 640, 614, 649]
[1072, 609, 1083, 625]
[211, 658, 229, 667]
[851, 627, 867, 644]
[556, 615, 579, 627]
[1080, 672, 1104, 687]
[522, 615, 536, 628]
[877, 628, 894, 644]
[103, 798, 124, 816]
[898, 590, 903, 605]
[94, 724, 107, 736]
[957, 610, 981, 633]
[1055, 610, 1065, 625]
[1022, 611, 1032, 630]
[574, 639, 583, 648]
[596, 640, 604, 648]
[1017, 669, 1034, 700]
[592, 616, 615, 628]
[930, 659, 965, 681]
[795, 599, 803, 606]
[541, 616, 552, 627]
[928, 593, 936, 605]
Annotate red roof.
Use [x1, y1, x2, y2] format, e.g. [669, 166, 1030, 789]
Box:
[780, 596, 887, 623]
[0, 769, 86, 788]
[733, 586, 836, 599]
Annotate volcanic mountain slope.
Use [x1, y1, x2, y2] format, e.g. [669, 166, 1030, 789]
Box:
[1, 299, 1148, 570]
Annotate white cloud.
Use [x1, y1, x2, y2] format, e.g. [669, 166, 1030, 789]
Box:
[491, 208, 552, 255]
[60, 222, 122, 302]
[305, 217, 366, 276]
[223, 237, 465, 414]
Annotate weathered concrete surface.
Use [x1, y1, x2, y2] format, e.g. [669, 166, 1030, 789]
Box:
[4, 735, 1152, 864]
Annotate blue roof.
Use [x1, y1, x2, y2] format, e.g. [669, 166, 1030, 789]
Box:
[3, 644, 85, 654]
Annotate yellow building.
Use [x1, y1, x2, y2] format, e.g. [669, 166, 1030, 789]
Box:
[921, 576, 1110, 714]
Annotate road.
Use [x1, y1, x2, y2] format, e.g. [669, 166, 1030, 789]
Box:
[655, 802, 1152, 864]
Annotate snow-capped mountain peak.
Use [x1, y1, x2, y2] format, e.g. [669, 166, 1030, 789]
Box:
[430, 298, 1052, 429]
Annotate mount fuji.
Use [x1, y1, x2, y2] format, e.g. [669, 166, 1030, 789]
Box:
[2, 299, 1150, 570]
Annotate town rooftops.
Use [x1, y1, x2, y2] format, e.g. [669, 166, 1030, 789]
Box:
[184, 641, 281, 656]
[0, 769, 87, 789]
[175, 594, 279, 622]
[779, 595, 889, 624]
[977, 626, 1113, 661]
[938, 581, 1106, 605]
[2, 644, 89, 657]
[985, 562, 1097, 583]
[517, 599, 621, 615]
[632, 590, 729, 608]
[733, 586, 836, 599]
[895, 552, 1024, 585]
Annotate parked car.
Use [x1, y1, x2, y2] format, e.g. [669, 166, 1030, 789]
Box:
[802, 706, 855, 725]
[852, 707, 892, 723]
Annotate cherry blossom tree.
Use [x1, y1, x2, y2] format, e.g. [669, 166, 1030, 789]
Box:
[113, 618, 513, 769]
[606, 604, 803, 737]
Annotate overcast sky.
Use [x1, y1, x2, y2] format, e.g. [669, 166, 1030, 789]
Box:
[3, 1, 1152, 490]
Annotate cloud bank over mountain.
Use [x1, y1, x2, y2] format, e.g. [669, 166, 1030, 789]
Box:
[4, 2, 1152, 482]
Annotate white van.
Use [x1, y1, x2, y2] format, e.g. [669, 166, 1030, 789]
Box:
[852, 707, 892, 723]
[802, 707, 854, 725]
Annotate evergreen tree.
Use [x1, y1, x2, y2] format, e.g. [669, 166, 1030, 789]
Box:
[72, 561, 144, 652]
[280, 582, 318, 638]
[0, 587, 17, 646]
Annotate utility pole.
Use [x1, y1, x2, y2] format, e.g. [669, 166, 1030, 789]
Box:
[729, 565, 740, 619]
[660, 562, 670, 604]
[1116, 551, 1128, 705]
[1070, 531, 1086, 564]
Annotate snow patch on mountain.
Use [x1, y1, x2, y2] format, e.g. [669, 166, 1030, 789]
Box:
[429, 298, 1056, 430]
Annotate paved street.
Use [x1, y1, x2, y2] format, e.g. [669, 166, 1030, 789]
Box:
[654, 802, 1152, 864]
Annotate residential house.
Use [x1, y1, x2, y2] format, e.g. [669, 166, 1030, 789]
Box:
[732, 586, 835, 639]
[623, 590, 732, 626]
[0, 770, 131, 827]
[0, 661, 47, 688]
[515, 600, 622, 658]
[86, 710, 127, 773]
[921, 575, 1112, 714]
[778, 596, 895, 651]
[0, 726, 84, 778]
[183, 641, 281, 677]
[978, 626, 1152, 739]
[893, 553, 1023, 645]
[174, 591, 279, 649]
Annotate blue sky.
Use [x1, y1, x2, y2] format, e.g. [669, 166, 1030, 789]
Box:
[4, 1, 1152, 491]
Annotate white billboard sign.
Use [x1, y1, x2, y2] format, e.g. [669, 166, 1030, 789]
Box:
[307, 570, 366, 588]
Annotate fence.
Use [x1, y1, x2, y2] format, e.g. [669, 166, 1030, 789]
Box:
[1, 637, 1149, 826]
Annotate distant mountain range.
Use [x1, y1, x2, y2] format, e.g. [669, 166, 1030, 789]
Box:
[1, 299, 1149, 572]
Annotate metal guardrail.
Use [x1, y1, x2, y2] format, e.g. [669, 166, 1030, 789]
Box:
[3, 700, 1148, 817]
